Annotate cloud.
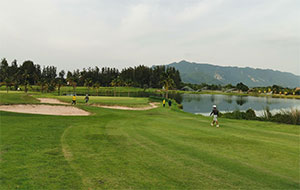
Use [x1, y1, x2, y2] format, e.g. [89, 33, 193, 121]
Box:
[176, 0, 224, 22]
[0, 0, 299, 75]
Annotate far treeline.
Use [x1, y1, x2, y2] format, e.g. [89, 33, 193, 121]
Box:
[0, 58, 181, 94]
[183, 82, 300, 95]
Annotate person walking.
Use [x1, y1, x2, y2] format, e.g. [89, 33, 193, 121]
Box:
[168, 99, 172, 107]
[72, 95, 76, 105]
[163, 99, 166, 107]
[210, 105, 220, 127]
[84, 94, 89, 104]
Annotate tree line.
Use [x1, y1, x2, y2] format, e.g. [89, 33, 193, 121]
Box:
[183, 82, 299, 95]
[0, 58, 182, 94]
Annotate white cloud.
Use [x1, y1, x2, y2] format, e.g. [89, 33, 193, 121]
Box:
[176, 0, 224, 22]
[0, 0, 299, 75]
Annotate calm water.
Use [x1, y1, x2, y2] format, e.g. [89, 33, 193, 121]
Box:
[181, 94, 300, 116]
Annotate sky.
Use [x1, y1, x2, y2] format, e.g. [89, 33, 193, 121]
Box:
[1, 0, 299, 75]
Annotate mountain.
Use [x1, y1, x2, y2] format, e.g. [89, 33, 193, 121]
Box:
[166, 60, 300, 88]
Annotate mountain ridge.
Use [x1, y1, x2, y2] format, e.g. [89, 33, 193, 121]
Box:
[164, 60, 300, 88]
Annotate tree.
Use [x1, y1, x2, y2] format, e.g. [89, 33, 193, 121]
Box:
[93, 81, 101, 96]
[3, 77, 13, 93]
[0, 58, 12, 92]
[22, 71, 30, 93]
[84, 78, 93, 94]
[0, 58, 9, 83]
[56, 70, 65, 95]
[236, 82, 249, 92]
[67, 71, 78, 94]
[161, 77, 175, 99]
[111, 77, 122, 96]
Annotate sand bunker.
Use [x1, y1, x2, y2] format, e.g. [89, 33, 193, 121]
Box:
[37, 98, 68, 105]
[0, 104, 90, 116]
[92, 102, 159, 110]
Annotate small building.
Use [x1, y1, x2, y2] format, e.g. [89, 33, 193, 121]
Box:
[225, 88, 238, 93]
[295, 87, 300, 95]
[181, 86, 195, 91]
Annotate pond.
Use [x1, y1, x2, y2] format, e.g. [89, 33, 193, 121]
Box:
[181, 94, 300, 116]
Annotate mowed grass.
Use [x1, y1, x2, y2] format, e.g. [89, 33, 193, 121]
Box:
[0, 92, 39, 105]
[0, 93, 299, 189]
[31, 93, 150, 107]
[56, 96, 150, 107]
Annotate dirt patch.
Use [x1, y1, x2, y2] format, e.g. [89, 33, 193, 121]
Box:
[37, 98, 68, 105]
[92, 102, 159, 110]
[0, 104, 90, 116]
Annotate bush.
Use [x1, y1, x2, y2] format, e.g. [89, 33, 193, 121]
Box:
[177, 104, 183, 109]
[245, 109, 256, 120]
[221, 107, 299, 125]
[270, 109, 300, 125]
[222, 110, 247, 120]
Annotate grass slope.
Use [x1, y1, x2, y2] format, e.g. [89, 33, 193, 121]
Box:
[0, 93, 299, 189]
[0, 92, 39, 105]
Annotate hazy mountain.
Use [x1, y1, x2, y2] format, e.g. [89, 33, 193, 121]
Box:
[166, 60, 300, 88]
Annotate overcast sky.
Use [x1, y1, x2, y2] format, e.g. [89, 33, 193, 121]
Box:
[1, 0, 299, 75]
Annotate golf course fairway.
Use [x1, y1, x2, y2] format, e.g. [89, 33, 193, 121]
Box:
[0, 93, 299, 189]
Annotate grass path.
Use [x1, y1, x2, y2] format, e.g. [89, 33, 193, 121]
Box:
[0, 93, 299, 189]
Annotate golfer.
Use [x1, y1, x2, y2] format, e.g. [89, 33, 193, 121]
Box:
[72, 95, 76, 105]
[163, 99, 166, 107]
[210, 105, 220, 127]
[84, 94, 89, 104]
[168, 99, 172, 107]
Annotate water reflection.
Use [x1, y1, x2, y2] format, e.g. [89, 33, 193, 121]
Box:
[181, 94, 300, 116]
[236, 97, 247, 106]
[210, 95, 215, 103]
[224, 95, 233, 104]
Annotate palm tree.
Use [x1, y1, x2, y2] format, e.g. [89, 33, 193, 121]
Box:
[84, 78, 93, 94]
[3, 77, 13, 93]
[56, 78, 64, 95]
[67, 74, 77, 94]
[111, 78, 121, 96]
[22, 71, 30, 93]
[93, 81, 101, 96]
[161, 77, 175, 99]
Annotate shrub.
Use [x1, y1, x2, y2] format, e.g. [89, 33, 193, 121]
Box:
[222, 107, 299, 125]
[177, 104, 183, 109]
[271, 109, 300, 125]
[245, 109, 256, 120]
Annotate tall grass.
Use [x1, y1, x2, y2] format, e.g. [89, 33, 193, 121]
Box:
[269, 109, 300, 125]
[221, 108, 300, 125]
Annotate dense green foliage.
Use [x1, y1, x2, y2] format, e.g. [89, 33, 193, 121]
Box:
[0, 58, 182, 93]
[169, 60, 300, 88]
[236, 82, 249, 92]
[221, 108, 300, 125]
[0, 93, 299, 189]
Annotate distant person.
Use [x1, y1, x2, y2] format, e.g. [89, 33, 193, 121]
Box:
[163, 99, 166, 107]
[84, 94, 89, 104]
[72, 95, 76, 105]
[168, 99, 172, 107]
[210, 105, 220, 127]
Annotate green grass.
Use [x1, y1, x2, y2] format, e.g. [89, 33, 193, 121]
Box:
[0, 92, 39, 105]
[31, 94, 151, 107]
[0, 93, 299, 189]
[57, 96, 150, 107]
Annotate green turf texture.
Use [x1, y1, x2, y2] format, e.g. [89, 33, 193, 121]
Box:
[0, 92, 39, 105]
[0, 93, 299, 189]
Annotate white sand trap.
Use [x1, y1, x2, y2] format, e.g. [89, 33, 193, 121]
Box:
[92, 102, 159, 110]
[0, 104, 90, 116]
[37, 98, 68, 105]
